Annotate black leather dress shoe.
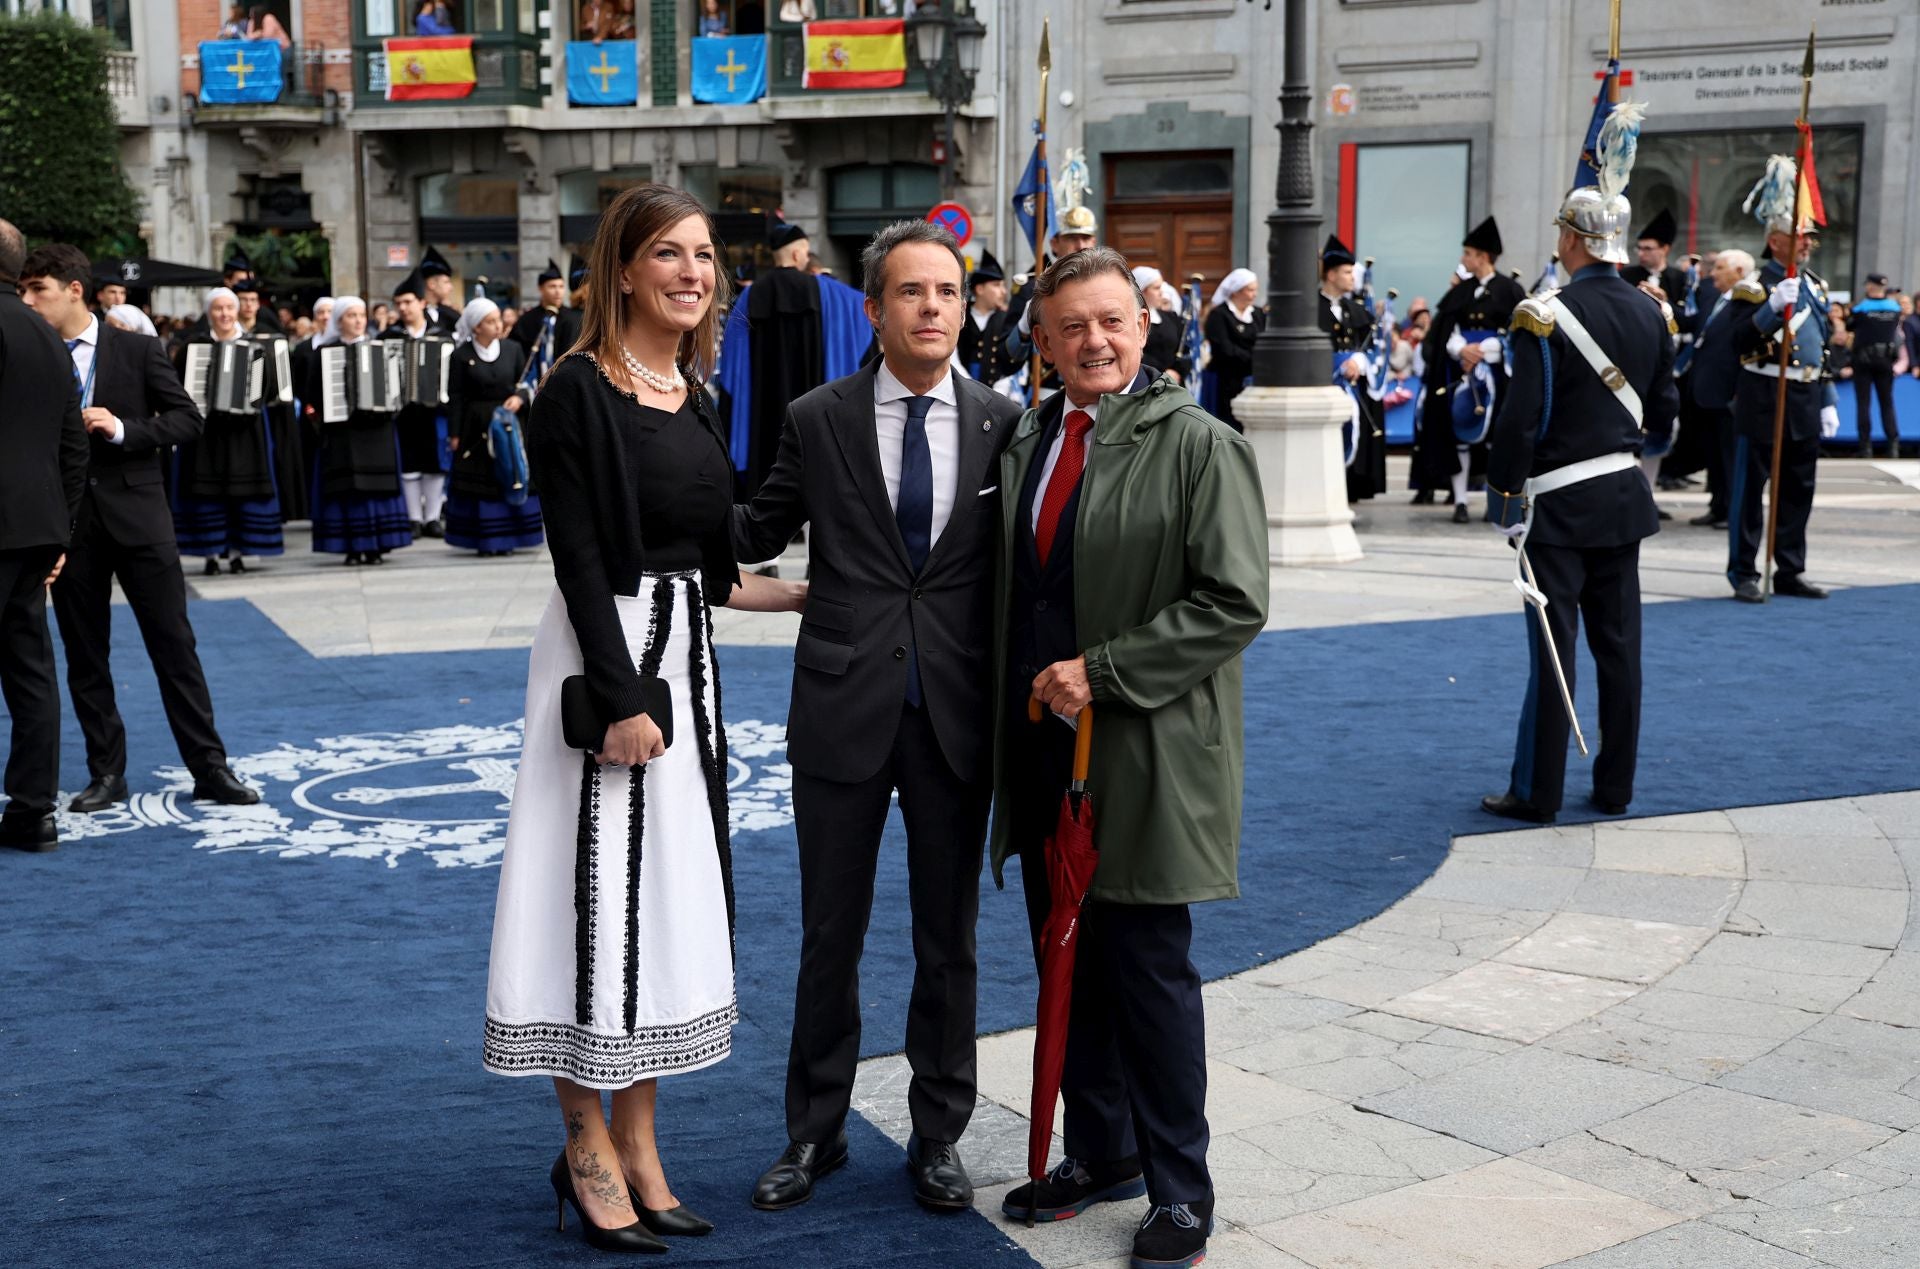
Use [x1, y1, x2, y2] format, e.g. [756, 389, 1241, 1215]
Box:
[1733, 580, 1764, 604]
[906, 1134, 973, 1211]
[192, 766, 261, 805]
[1773, 575, 1829, 599]
[751, 1135, 847, 1211]
[1481, 792, 1555, 824]
[70, 773, 129, 813]
[1451, 502, 1471, 523]
[1689, 512, 1727, 528]
[0, 811, 58, 852]
[1588, 793, 1630, 816]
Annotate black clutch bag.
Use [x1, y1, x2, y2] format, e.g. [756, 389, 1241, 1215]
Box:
[560, 675, 674, 754]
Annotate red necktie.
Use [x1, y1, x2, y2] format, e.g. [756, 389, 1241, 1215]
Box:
[1035, 409, 1094, 567]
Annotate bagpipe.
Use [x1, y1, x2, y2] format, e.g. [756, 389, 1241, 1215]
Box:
[1178, 274, 1211, 409]
[1328, 259, 1399, 468]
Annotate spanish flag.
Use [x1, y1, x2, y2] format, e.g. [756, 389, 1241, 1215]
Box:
[384, 36, 477, 101]
[1793, 120, 1827, 233]
[803, 19, 906, 90]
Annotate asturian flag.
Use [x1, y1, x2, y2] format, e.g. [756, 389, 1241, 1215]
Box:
[567, 40, 639, 106]
[692, 35, 768, 104]
[384, 36, 476, 101]
[1010, 128, 1057, 248]
[199, 39, 283, 105]
[802, 19, 906, 90]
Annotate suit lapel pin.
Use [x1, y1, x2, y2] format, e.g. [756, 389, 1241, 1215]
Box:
[982, 421, 991, 431]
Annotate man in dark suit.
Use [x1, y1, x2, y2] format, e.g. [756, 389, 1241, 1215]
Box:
[18, 244, 259, 813]
[420, 246, 461, 335]
[0, 220, 89, 851]
[1482, 189, 1678, 825]
[1677, 250, 1753, 529]
[735, 220, 1022, 1214]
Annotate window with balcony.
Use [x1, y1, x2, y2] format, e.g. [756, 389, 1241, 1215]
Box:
[559, 167, 654, 245]
[356, 0, 545, 105]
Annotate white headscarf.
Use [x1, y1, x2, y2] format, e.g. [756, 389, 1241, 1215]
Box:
[203, 286, 240, 338]
[1211, 268, 1258, 312]
[105, 304, 157, 337]
[317, 295, 366, 348]
[454, 297, 501, 359]
[1132, 266, 1167, 326]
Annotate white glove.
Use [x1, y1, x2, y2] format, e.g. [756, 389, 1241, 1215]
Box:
[1768, 276, 1800, 314]
[1342, 352, 1370, 378]
[1496, 520, 1526, 540]
[1477, 336, 1503, 366]
[1445, 328, 1466, 358]
[1820, 405, 1841, 438]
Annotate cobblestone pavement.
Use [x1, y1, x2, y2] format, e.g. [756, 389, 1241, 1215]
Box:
[855, 792, 1920, 1268]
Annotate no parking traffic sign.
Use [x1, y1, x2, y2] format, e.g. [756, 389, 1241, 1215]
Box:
[927, 201, 973, 248]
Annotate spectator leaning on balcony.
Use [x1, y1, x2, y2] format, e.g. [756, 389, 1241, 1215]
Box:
[247, 5, 291, 50]
[698, 0, 729, 38]
[217, 3, 249, 39]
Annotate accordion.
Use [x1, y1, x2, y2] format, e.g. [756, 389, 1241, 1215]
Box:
[404, 336, 454, 407]
[183, 340, 264, 415]
[318, 342, 405, 422]
[254, 334, 295, 405]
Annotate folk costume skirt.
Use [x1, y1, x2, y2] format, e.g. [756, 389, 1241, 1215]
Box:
[484, 575, 736, 1088]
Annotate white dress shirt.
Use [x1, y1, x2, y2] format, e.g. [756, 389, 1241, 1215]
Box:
[1031, 396, 1099, 534]
[64, 315, 125, 443]
[873, 360, 961, 548]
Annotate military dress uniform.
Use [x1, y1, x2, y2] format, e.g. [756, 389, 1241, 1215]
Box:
[1415, 218, 1525, 519]
[1484, 263, 1677, 821]
[1724, 258, 1835, 599]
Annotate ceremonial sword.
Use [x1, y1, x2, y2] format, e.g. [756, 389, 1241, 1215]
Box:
[1513, 538, 1589, 758]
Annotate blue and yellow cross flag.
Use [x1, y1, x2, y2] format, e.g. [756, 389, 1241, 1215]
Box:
[692, 35, 768, 105]
[199, 40, 284, 105]
[566, 40, 639, 106]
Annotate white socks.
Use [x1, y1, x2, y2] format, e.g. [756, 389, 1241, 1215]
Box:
[401, 474, 447, 524]
[1449, 464, 1470, 510]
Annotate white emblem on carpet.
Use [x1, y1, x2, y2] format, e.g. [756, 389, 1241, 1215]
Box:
[53, 720, 795, 867]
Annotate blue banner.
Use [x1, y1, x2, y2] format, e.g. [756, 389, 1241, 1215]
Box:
[566, 40, 639, 106]
[199, 40, 283, 105]
[1011, 130, 1057, 248]
[692, 35, 767, 105]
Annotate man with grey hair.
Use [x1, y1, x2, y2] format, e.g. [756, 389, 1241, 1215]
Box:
[0, 218, 90, 851]
[1680, 248, 1755, 529]
[992, 246, 1268, 1269]
[735, 219, 1023, 1215]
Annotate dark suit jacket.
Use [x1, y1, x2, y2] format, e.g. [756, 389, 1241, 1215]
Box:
[84, 323, 205, 546]
[0, 284, 89, 551]
[733, 361, 1022, 785]
[1680, 286, 1743, 411]
[1487, 265, 1678, 548]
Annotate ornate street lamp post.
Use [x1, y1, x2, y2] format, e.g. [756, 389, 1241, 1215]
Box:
[907, 0, 987, 193]
[1251, 0, 1323, 388]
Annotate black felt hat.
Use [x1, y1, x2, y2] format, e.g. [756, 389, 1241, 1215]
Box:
[969, 248, 1004, 285]
[230, 275, 262, 295]
[222, 246, 252, 275]
[569, 253, 589, 287]
[537, 258, 563, 284]
[392, 268, 425, 299]
[769, 222, 809, 252]
[420, 245, 452, 277]
[1463, 216, 1503, 258]
[1636, 208, 1677, 246]
[1321, 234, 1357, 270]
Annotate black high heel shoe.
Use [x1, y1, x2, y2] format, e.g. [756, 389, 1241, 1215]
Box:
[631, 1192, 714, 1237]
[549, 1153, 668, 1254]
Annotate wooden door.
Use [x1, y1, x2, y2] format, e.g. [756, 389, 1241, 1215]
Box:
[1103, 201, 1233, 299]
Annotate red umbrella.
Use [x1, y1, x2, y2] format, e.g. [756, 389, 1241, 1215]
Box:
[1023, 696, 1098, 1225]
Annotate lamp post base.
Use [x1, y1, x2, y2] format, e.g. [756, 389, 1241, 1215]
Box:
[1235, 384, 1364, 567]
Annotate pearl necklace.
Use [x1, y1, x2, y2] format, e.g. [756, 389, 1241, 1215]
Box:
[620, 344, 685, 394]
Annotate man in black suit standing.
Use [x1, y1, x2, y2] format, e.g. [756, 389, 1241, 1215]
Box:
[420, 246, 461, 335]
[0, 220, 89, 851]
[735, 220, 1022, 1214]
[19, 244, 259, 813]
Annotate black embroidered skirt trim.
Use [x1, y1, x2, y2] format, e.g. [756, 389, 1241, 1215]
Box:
[685, 581, 736, 956]
[484, 999, 738, 1088]
[573, 749, 599, 1025]
[621, 579, 675, 1036]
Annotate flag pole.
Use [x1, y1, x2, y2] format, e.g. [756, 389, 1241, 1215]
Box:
[1763, 27, 1815, 602]
[1027, 20, 1051, 408]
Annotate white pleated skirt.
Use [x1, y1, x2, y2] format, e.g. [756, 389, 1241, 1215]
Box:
[484, 575, 736, 1088]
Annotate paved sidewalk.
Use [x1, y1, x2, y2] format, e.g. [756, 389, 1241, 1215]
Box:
[852, 792, 1920, 1267]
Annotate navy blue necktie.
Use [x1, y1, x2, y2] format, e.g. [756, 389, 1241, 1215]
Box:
[66, 339, 81, 390]
[895, 394, 934, 706]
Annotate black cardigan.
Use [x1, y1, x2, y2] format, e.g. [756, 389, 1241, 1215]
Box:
[524, 353, 739, 722]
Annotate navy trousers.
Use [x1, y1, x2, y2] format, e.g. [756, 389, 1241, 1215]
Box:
[1507, 540, 1642, 816]
[1009, 718, 1213, 1206]
[1727, 431, 1819, 586]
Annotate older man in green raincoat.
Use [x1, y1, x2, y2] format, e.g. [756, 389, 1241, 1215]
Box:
[989, 247, 1268, 1269]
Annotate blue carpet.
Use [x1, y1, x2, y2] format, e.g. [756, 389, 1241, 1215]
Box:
[2, 583, 1917, 1267]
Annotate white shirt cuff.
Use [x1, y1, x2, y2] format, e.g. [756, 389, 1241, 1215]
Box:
[1477, 336, 1502, 365]
[108, 416, 125, 444]
[1445, 328, 1466, 358]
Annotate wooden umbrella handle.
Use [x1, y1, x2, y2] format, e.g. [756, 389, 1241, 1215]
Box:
[1071, 706, 1094, 784]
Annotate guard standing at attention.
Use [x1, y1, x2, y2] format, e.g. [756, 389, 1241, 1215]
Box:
[1724, 156, 1837, 603]
[1482, 90, 1676, 826]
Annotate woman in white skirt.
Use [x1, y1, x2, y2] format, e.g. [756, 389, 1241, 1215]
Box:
[485, 184, 804, 1253]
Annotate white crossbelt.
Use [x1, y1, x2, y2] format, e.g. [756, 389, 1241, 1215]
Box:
[1546, 297, 1642, 428]
[1514, 451, 1641, 602]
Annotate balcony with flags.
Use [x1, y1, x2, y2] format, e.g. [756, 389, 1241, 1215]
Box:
[351, 0, 547, 110]
[190, 39, 333, 128]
